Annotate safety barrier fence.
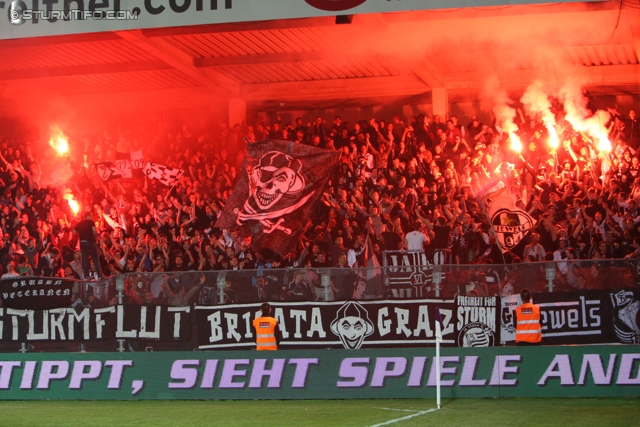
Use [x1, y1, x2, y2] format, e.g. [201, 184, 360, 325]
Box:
[0, 257, 638, 353]
[0, 345, 638, 400]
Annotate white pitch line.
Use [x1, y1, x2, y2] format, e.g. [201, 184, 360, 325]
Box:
[377, 408, 421, 413]
[368, 408, 438, 427]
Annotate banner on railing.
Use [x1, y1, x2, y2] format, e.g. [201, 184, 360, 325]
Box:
[0, 305, 191, 342]
[2, 276, 638, 348]
[196, 297, 500, 349]
[0, 277, 74, 310]
[500, 294, 521, 343]
[499, 289, 640, 345]
[382, 251, 446, 299]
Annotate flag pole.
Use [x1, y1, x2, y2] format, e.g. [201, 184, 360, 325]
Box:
[435, 306, 443, 410]
[436, 333, 441, 410]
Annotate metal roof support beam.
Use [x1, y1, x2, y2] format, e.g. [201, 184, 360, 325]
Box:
[116, 29, 240, 95]
[0, 61, 171, 81]
[241, 75, 428, 102]
[625, 7, 640, 71]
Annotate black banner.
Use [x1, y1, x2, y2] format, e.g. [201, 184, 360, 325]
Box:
[532, 289, 640, 345]
[0, 305, 191, 342]
[0, 277, 74, 310]
[383, 251, 446, 299]
[196, 298, 500, 350]
[215, 140, 340, 257]
[455, 295, 500, 347]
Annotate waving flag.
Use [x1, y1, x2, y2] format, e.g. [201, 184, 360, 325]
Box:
[115, 150, 145, 178]
[94, 162, 123, 182]
[482, 186, 536, 253]
[215, 140, 340, 256]
[143, 162, 184, 186]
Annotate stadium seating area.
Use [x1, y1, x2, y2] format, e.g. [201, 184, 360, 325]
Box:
[1, 105, 639, 306]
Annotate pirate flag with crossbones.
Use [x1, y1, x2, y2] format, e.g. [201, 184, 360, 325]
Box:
[215, 140, 340, 256]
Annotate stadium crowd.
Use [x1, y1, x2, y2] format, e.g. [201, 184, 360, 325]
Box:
[0, 102, 639, 305]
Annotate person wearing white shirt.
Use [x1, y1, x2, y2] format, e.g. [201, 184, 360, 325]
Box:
[1, 261, 19, 278]
[405, 223, 429, 251]
[553, 237, 570, 275]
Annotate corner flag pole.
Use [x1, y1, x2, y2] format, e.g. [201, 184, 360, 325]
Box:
[436, 332, 441, 410]
[435, 306, 443, 410]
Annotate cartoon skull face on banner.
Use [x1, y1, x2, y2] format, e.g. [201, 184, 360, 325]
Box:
[249, 151, 305, 210]
[330, 301, 375, 349]
[235, 151, 314, 235]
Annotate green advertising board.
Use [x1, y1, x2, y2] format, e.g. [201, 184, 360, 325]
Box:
[0, 345, 638, 400]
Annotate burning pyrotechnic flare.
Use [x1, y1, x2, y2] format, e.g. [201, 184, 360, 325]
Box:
[49, 128, 69, 156]
[548, 128, 559, 149]
[597, 135, 612, 153]
[509, 133, 522, 153]
[63, 190, 80, 216]
[559, 83, 612, 153]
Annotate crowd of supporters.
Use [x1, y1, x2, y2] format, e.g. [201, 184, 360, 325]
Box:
[0, 103, 639, 305]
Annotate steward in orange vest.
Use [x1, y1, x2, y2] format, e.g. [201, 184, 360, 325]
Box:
[514, 289, 542, 346]
[253, 302, 279, 350]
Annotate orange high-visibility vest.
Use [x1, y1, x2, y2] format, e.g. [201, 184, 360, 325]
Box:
[253, 316, 278, 350]
[515, 302, 542, 344]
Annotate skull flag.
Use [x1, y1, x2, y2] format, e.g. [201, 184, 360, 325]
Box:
[482, 186, 537, 253]
[215, 140, 340, 256]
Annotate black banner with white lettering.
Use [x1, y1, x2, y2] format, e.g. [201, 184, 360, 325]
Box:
[195, 298, 501, 350]
[382, 251, 447, 299]
[531, 289, 640, 345]
[455, 295, 500, 347]
[0, 277, 74, 310]
[0, 305, 191, 342]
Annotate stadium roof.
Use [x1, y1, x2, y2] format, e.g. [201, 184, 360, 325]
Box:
[0, 0, 639, 120]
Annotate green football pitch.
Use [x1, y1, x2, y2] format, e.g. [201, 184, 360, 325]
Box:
[0, 398, 638, 426]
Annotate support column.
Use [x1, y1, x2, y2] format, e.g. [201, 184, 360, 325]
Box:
[229, 98, 246, 127]
[431, 88, 449, 119]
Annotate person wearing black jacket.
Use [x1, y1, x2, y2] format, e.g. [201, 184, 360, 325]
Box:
[73, 211, 102, 279]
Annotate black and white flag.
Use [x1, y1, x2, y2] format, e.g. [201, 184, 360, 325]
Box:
[94, 162, 123, 182]
[115, 150, 145, 178]
[143, 162, 184, 186]
[482, 186, 536, 253]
